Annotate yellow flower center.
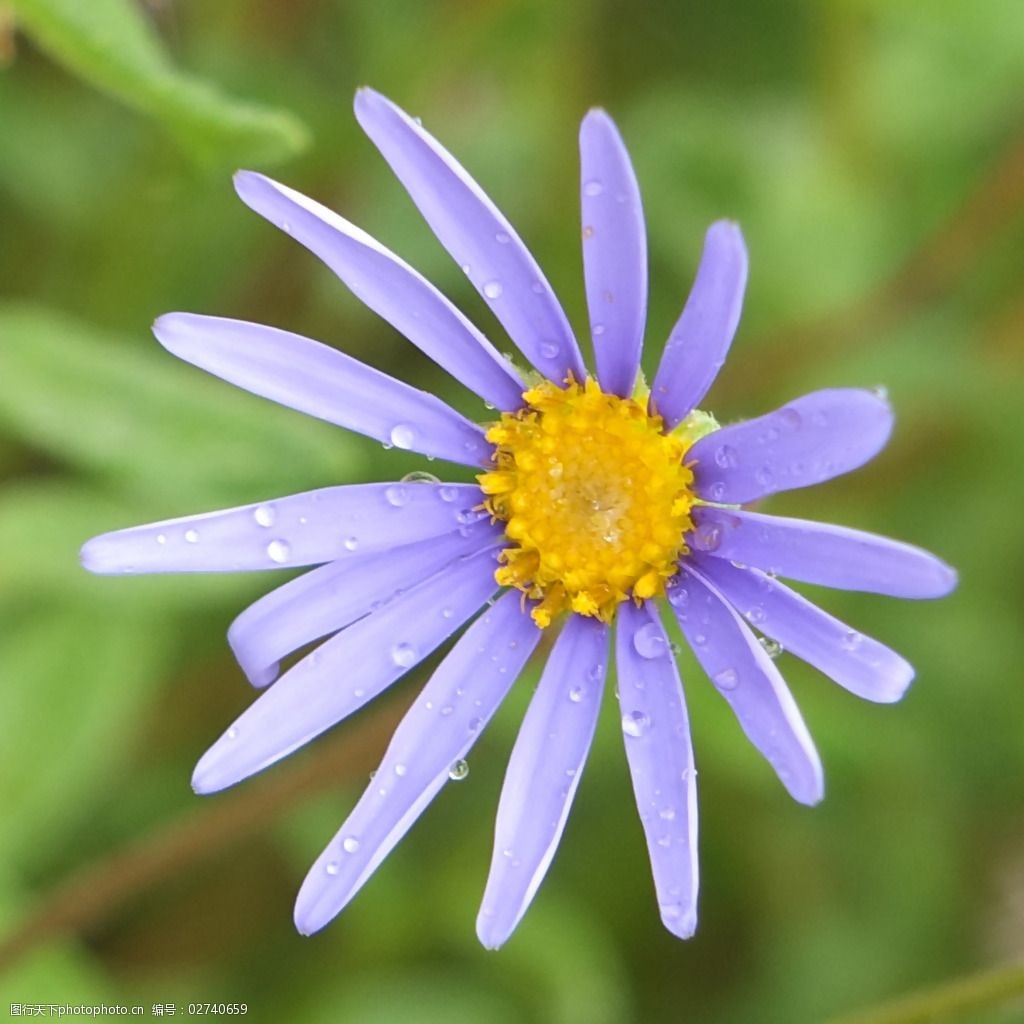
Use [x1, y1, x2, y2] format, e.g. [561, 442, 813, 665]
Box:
[479, 377, 704, 628]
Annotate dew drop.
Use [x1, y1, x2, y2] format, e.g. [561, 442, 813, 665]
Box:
[841, 631, 863, 652]
[439, 486, 458, 502]
[621, 710, 651, 738]
[633, 621, 668, 659]
[483, 280, 504, 299]
[402, 470, 440, 485]
[440, 705, 455, 717]
[707, 481, 727, 502]
[568, 685, 586, 704]
[394, 763, 407, 777]
[325, 860, 340, 876]
[226, 726, 238, 740]
[460, 262, 471, 276]
[344, 536, 359, 552]
[448, 759, 469, 781]
[656, 835, 672, 848]
[184, 529, 200, 544]
[755, 466, 775, 489]
[385, 484, 410, 507]
[266, 539, 290, 564]
[779, 407, 802, 429]
[582, 225, 595, 240]
[583, 179, 604, 197]
[390, 423, 415, 450]
[659, 807, 676, 821]
[713, 667, 739, 691]
[342, 836, 360, 853]
[253, 504, 276, 528]
[759, 636, 784, 659]
[391, 642, 417, 668]
[540, 341, 561, 360]
[468, 717, 482, 732]
[156, 534, 167, 545]
[441, 606, 454, 619]
[693, 523, 722, 552]
[592, 323, 606, 336]
[745, 606, 766, 625]
[587, 662, 604, 682]
[495, 231, 511, 244]
[714, 444, 738, 469]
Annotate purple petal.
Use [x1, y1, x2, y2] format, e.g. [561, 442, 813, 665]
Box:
[615, 601, 698, 938]
[230, 520, 503, 688]
[650, 222, 748, 429]
[579, 110, 647, 397]
[80, 482, 488, 575]
[668, 565, 824, 805]
[689, 389, 893, 504]
[154, 313, 492, 466]
[233, 171, 525, 412]
[477, 615, 608, 949]
[191, 547, 503, 794]
[689, 507, 958, 599]
[690, 554, 914, 703]
[294, 591, 541, 936]
[353, 88, 586, 384]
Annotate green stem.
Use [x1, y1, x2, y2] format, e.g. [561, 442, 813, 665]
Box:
[829, 960, 1024, 1024]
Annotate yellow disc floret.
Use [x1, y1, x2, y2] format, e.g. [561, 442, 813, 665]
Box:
[479, 377, 698, 628]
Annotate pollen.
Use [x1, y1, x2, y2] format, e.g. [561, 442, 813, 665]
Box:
[479, 377, 699, 628]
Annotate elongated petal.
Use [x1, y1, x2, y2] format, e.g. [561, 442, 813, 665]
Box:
[154, 313, 492, 466]
[579, 110, 646, 397]
[192, 547, 502, 794]
[234, 171, 525, 412]
[354, 88, 586, 384]
[230, 520, 503, 688]
[668, 565, 824, 805]
[690, 554, 913, 703]
[477, 615, 608, 949]
[689, 389, 893, 503]
[615, 601, 699, 938]
[689, 507, 958, 599]
[650, 222, 748, 429]
[294, 591, 541, 936]
[80, 482, 487, 575]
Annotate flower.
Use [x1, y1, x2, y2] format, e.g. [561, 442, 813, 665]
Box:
[81, 87, 957, 948]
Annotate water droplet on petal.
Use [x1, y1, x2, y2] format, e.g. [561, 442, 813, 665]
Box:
[394, 763, 407, 777]
[390, 423, 415, 450]
[633, 622, 668, 659]
[592, 323, 606, 336]
[483, 280, 504, 299]
[439, 486, 458, 502]
[391, 642, 417, 668]
[568, 685, 586, 703]
[253, 504, 276, 528]
[779, 407, 802, 429]
[156, 534, 167, 545]
[714, 444, 738, 469]
[621, 710, 651, 738]
[495, 231, 511, 244]
[342, 836, 360, 853]
[184, 529, 200, 544]
[755, 466, 775, 489]
[693, 523, 722, 552]
[385, 484, 410, 507]
[344, 536, 359, 552]
[713, 667, 739, 691]
[707, 481, 727, 502]
[325, 860, 340, 876]
[402, 470, 440, 485]
[841, 631, 863, 652]
[583, 179, 604, 197]
[759, 636, 784, 659]
[540, 341, 560, 360]
[448, 759, 469, 781]
[266, 539, 290, 564]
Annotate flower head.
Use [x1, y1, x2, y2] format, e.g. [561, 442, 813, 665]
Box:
[81, 87, 956, 947]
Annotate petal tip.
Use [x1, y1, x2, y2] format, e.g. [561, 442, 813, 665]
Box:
[661, 906, 698, 940]
[475, 913, 510, 951]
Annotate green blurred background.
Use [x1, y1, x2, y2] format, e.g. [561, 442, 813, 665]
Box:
[1, 1, 1022, 1021]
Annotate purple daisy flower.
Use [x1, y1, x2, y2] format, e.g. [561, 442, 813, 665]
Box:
[81, 88, 956, 948]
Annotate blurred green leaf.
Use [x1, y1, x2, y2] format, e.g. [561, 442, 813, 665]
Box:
[0, 303, 365, 507]
[9, 0, 309, 167]
[0, 600, 171, 867]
